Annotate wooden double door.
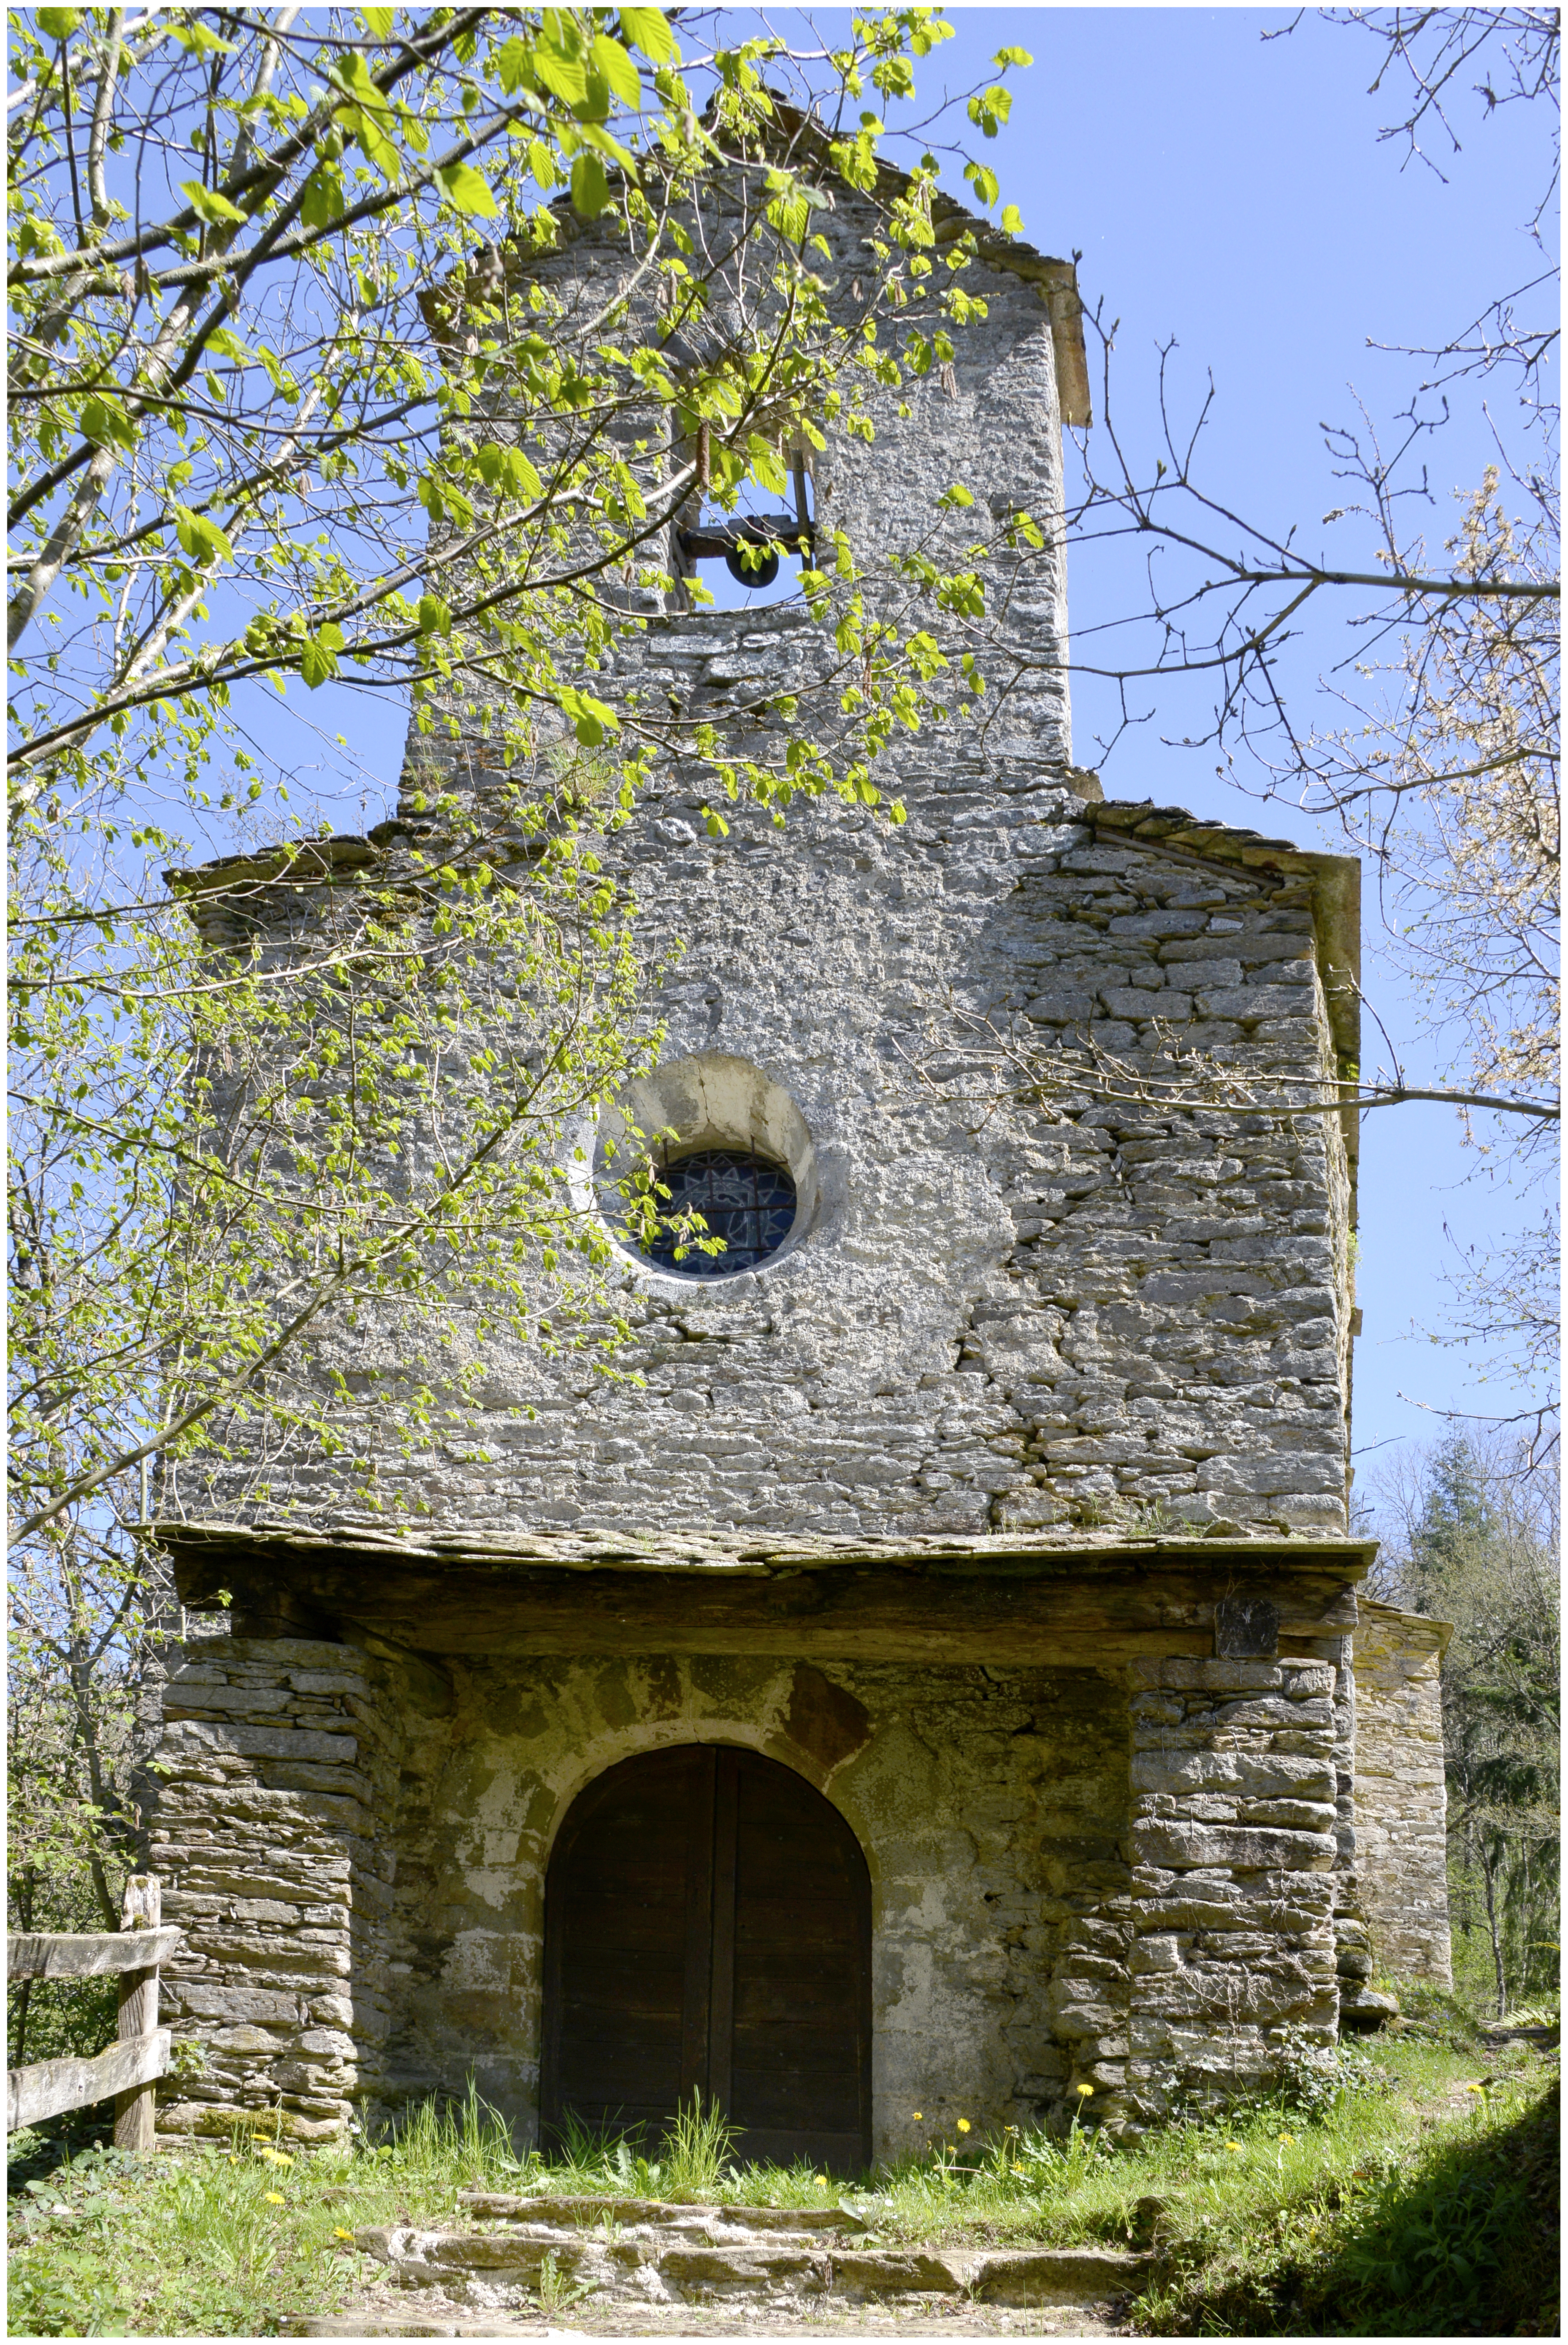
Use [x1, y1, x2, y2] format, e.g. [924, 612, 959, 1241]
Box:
[540, 1746, 872, 2173]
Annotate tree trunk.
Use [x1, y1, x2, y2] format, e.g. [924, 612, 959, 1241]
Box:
[67, 1617, 123, 1929]
[1478, 1836, 1507, 2017]
[12, 1863, 37, 2068]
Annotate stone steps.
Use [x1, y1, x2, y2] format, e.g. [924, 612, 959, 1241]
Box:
[342, 2191, 1148, 2318]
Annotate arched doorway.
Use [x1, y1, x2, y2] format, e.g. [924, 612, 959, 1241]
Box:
[540, 1745, 872, 2172]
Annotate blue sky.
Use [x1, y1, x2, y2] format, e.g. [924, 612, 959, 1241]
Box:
[226, 8, 1556, 1498]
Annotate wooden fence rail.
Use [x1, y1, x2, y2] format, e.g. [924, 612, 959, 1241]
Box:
[7, 1876, 179, 2148]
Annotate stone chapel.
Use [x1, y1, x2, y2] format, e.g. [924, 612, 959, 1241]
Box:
[148, 147, 1451, 2164]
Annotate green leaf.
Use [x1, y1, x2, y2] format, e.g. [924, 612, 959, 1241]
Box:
[299, 163, 343, 231]
[79, 397, 137, 452]
[170, 19, 236, 52]
[559, 686, 618, 744]
[570, 152, 609, 218]
[299, 635, 340, 688]
[575, 117, 638, 170]
[963, 160, 999, 210]
[347, 101, 400, 178]
[416, 595, 452, 637]
[205, 326, 255, 366]
[994, 45, 1033, 68]
[431, 162, 499, 217]
[1001, 204, 1024, 236]
[619, 6, 674, 63]
[433, 162, 499, 217]
[35, 7, 81, 36]
[533, 39, 589, 106]
[171, 504, 236, 565]
[507, 448, 544, 499]
[497, 34, 536, 93]
[360, 5, 394, 35]
[592, 32, 642, 108]
[180, 179, 249, 227]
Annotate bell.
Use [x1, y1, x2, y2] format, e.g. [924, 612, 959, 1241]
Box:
[725, 545, 780, 590]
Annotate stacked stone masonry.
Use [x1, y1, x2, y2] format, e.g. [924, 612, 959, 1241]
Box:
[198, 786, 1359, 1547]
[156, 1637, 1134, 2151]
[150, 156, 1449, 2154]
[153, 1637, 406, 2142]
[155, 1626, 1372, 2151]
[1125, 1657, 1339, 2123]
[1352, 1603, 1454, 1987]
[182, 163, 1357, 1551]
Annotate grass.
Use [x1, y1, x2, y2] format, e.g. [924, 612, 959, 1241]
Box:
[6, 2031, 1557, 2337]
[1135, 2068, 1559, 2336]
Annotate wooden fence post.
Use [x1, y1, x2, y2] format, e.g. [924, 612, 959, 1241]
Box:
[112, 1876, 161, 2154]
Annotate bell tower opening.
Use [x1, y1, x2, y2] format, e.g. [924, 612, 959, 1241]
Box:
[539, 1746, 872, 2173]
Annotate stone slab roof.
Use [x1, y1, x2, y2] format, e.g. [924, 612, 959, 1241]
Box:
[156, 1513, 1376, 1581]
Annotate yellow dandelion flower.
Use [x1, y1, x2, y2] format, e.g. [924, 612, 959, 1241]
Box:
[913, 2111, 923, 2123]
[815, 2174, 828, 2187]
[1224, 2140, 1242, 2153]
[1075, 2083, 1094, 2098]
[1466, 2082, 1485, 2094]
[333, 2228, 354, 2242]
[956, 2119, 971, 2134]
[259, 2147, 294, 2166]
[264, 2190, 286, 2205]
[1012, 2164, 1028, 2177]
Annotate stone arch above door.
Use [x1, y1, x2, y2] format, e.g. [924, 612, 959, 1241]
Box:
[539, 1743, 872, 2174]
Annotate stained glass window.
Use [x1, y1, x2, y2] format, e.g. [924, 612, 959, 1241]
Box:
[635, 1147, 797, 1276]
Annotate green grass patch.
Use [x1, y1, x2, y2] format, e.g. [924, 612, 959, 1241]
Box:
[6, 2040, 1557, 2336]
[1137, 2069, 1559, 2337]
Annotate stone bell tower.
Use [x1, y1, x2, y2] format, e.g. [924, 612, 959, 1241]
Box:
[149, 149, 1446, 2162]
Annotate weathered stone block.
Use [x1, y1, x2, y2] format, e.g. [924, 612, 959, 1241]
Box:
[209, 2024, 291, 2053]
[170, 1719, 360, 1766]
[1127, 1658, 1285, 1694]
[1131, 1822, 1334, 1872]
[1236, 1799, 1337, 1831]
[296, 2025, 357, 2057]
[173, 1982, 305, 2025]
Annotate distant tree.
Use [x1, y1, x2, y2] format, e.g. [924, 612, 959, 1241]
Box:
[1373, 1435, 1560, 2013]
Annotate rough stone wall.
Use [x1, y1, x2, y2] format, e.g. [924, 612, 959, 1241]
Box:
[1124, 1657, 1339, 2126]
[151, 1632, 1364, 2148]
[149, 165, 1373, 2147]
[155, 1643, 1132, 2159]
[220, 784, 1354, 1544]
[1352, 1603, 1452, 1985]
[483, 174, 1076, 747]
[150, 1636, 409, 2142]
[174, 163, 1355, 1550]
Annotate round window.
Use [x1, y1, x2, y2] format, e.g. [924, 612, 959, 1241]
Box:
[635, 1147, 797, 1277]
